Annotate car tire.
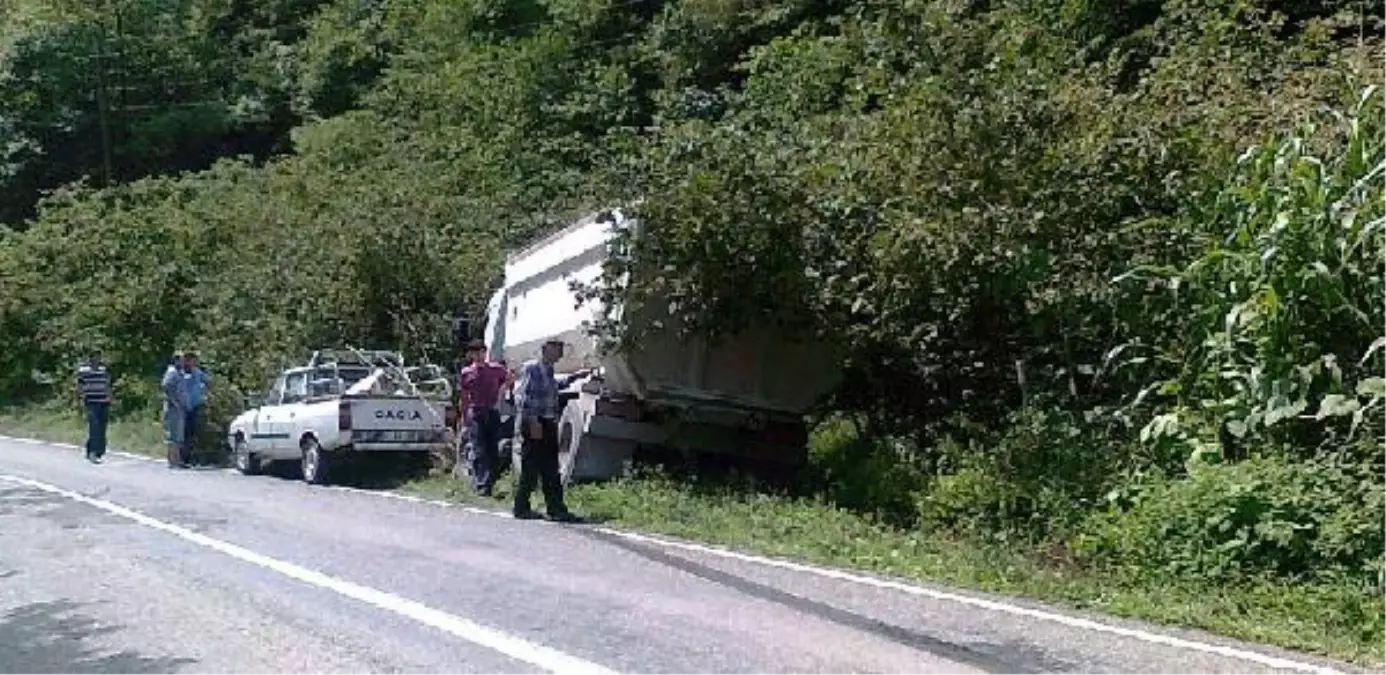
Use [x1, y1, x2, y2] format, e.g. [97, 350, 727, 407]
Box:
[301, 438, 331, 486]
[233, 437, 261, 476]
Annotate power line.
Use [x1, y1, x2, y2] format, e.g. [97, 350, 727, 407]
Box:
[117, 100, 225, 112]
[110, 79, 229, 97]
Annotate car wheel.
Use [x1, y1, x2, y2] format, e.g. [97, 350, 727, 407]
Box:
[301, 438, 331, 486]
[233, 437, 261, 476]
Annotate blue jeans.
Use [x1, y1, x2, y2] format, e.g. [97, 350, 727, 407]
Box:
[468, 408, 502, 492]
[85, 403, 109, 459]
[185, 405, 204, 453]
[164, 403, 188, 466]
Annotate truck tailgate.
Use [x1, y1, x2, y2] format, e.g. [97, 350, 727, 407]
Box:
[345, 397, 448, 448]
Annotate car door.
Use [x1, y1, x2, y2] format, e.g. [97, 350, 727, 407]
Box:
[249, 375, 286, 455]
[272, 371, 309, 455]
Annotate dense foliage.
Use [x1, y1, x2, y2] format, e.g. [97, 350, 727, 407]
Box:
[2, 0, 1382, 650]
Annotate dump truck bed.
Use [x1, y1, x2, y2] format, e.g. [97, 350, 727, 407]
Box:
[489, 210, 839, 416]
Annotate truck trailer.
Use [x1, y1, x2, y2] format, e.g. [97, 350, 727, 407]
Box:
[483, 209, 840, 483]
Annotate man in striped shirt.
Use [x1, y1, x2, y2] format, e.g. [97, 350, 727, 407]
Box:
[75, 352, 113, 463]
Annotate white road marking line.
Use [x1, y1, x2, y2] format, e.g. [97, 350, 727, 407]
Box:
[1, 434, 1351, 673]
[583, 533, 1342, 674]
[0, 434, 165, 463]
[333, 483, 1345, 674]
[112, 451, 157, 462]
[330, 485, 504, 517]
[0, 473, 617, 675]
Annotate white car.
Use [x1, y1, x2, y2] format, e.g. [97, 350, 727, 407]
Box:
[226, 351, 453, 485]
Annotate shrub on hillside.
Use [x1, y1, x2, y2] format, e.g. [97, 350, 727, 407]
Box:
[1072, 453, 1384, 585]
[806, 417, 924, 527]
[914, 404, 1124, 542]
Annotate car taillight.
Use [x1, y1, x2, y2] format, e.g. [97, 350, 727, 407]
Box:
[338, 402, 352, 431]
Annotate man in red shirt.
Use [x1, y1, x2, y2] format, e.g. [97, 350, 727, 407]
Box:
[458, 339, 513, 496]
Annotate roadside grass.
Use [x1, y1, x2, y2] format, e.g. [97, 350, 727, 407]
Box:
[1, 405, 1378, 667]
[0, 402, 167, 454]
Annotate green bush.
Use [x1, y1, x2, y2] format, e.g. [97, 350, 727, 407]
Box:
[806, 417, 924, 527]
[915, 404, 1125, 542]
[1074, 454, 1384, 585]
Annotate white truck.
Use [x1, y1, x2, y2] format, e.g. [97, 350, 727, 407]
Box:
[484, 208, 839, 484]
[226, 349, 454, 485]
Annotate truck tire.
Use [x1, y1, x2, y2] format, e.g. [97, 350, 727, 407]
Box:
[301, 438, 331, 486]
[557, 403, 581, 485]
[558, 396, 635, 484]
[233, 437, 261, 476]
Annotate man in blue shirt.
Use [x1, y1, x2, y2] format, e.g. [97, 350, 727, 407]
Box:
[511, 339, 586, 522]
[162, 352, 190, 468]
[75, 350, 113, 463]
[183, 351, 211, 464]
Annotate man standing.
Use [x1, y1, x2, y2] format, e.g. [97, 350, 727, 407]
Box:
[75, 351, 113, 464]
[162, 352, 190, 469]
[512, 339, 583, 522]
[457, 339, 512, 496]
[183, 351, 210, 464]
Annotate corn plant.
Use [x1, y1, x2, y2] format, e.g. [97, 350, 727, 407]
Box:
[1115, 86, 1385, 467]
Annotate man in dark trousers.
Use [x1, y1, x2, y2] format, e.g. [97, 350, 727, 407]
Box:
[458, 339, 512, 496]
[512, 339, 585, 522]
[75, 351, 113, 463]
[183, 350, 211, 463]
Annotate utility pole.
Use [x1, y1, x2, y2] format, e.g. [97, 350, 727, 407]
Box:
[111, 0, 124, 156]
[92, 0, 123, 187]
[93, 38, 113, 186]
[91, 0, 112, 187]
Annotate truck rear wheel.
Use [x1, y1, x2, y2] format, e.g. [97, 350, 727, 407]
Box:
[301, 438, 331, 486]
[557, 406, 579, 484]
[559, 399, 635, 484]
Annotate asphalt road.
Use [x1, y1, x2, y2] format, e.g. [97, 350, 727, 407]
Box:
[0, 436, 1357, 674]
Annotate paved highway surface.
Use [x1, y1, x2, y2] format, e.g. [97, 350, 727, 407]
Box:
[0, 436, 1356, 674]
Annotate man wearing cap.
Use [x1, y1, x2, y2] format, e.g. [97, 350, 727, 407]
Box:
[512, 339, 584, 522]
[458, 339, 512, 496]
